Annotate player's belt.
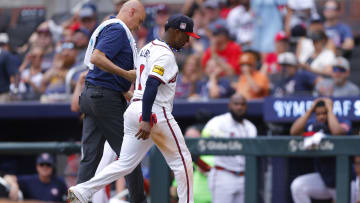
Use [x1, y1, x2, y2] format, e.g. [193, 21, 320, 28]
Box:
[215, 166, 245, 176]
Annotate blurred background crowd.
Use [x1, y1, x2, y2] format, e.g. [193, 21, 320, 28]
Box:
[1, 0, 360, 202]
[1, 0, 360, 104]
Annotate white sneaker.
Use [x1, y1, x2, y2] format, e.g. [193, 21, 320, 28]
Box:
[68, 187, 87, 203]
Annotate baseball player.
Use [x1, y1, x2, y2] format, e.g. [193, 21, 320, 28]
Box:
[68, 14, 200, 203]
[204, 94, 257, 203]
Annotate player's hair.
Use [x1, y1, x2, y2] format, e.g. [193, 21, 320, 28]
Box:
[314, 100, 326, 109]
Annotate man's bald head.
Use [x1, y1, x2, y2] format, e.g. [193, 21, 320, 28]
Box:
[230, 94, 247, 104]
[229, 94, 247, 122]
[117, 0, 145, 31]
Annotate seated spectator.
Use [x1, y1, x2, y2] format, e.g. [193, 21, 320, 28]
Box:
[203, 0, 227, 35]
[296, 19, 337, 64]
[300, 30, 336, 76]
[0, 34, 20, 102]
[78, 3, 98, 34]
[146, 4, 169, 43]
[323, 0, 354, 58]
[201, 27, 242, 76]
[0, 171, 23, 201]
[33, 22, 56, 72]
[175, 54, 202, 99]
[17, 47, 44, 100]
[17, 153, 67, 202]
[40, 42, 77, 102]
[285, 0, 319, 37]
[314, 57, 360, 97]
[205, 94, 257, 203]
[272, 52, 319, 96]
[226, 0, 254, 48]
[236, 51, 269, 100]
[290, 98, 350, 203]
[261, 31, 290, 75]
[71, 28, 90, 68]
[194, 55, 234, 100]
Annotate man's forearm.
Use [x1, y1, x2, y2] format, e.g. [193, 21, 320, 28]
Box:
[290, 110, 312, 135]
[327, 112, 346, 135]
[91, 49, 136, 82]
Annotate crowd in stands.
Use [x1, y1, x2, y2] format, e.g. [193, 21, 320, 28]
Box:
[0, 0, 359, 103]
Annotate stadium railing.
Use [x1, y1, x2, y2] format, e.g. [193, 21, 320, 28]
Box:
[1, 136, 359, 203]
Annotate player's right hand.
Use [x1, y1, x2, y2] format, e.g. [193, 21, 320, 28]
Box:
[135, 121, 151, 140]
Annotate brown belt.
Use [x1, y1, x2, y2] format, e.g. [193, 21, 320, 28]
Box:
[215, 166, 245, 176]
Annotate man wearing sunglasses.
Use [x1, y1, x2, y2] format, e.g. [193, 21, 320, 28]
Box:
[315, 56, 359, 97]
[17, 153, 67, 202]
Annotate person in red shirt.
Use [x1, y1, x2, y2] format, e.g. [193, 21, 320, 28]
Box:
[260, 31, 290, 74]
[201, 26, 242, 76]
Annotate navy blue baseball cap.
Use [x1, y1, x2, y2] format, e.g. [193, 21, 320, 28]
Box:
[165, 14, 200, 39]
[36, 153, 54, 166]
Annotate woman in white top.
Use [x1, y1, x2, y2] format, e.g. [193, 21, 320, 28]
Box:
[299, 30, 335, 76]
[17, 47, 44, 100]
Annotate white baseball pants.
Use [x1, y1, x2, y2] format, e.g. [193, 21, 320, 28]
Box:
[74, 101, 194, 203]
[92, 141, 117, 203]
[208, 168, 244, 203]
[291, 172, 358, 203]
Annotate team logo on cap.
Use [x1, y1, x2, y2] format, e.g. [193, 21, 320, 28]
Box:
[180, 22, 186, 30]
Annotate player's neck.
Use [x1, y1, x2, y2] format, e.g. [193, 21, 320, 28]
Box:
[162, 36, 179, 52]
[163, 35, 172, 47]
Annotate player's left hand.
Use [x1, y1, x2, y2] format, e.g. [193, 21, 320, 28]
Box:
[135, 121, 151, 140]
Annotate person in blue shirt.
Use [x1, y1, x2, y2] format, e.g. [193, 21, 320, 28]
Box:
[323, 0, 354, 58]
[77, 1, 147, 203]
[17, 153, 67, 203]
[0, 34, 20, 102]
[290, 98, 351, 203]
[272, 52, 319, 96]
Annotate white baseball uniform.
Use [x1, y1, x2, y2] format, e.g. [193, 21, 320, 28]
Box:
[92, 141, 117, 203]
[291, 173, 358, 203]
[70, 39, 194, 203]
[204, 113, 257, 203]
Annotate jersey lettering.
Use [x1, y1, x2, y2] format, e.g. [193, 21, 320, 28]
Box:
[140, 49, 150, 58]
[152, 65, 165, 76]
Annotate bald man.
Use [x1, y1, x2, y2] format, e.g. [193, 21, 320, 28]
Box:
[203, 94, 257, 203]
[77, 0, 147, 202]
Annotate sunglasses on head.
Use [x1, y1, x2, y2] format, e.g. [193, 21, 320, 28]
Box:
[39, 163, 52, 167]
[333, 66, 347, 73]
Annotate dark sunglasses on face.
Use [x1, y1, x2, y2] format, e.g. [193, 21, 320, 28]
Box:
[333, 66, 347, 73]
[39, 163, 52, 167]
